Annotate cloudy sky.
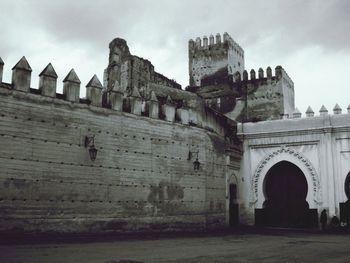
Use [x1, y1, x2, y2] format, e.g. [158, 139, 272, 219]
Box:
[0, 0, 349, 115]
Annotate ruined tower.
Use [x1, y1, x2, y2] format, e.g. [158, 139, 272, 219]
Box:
[188, 32, 245, 87]
[104, 37, 181, 98]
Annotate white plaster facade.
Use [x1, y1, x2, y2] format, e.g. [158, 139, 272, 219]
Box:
[235, 112, 350, 225]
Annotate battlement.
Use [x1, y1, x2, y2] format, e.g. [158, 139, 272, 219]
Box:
[0, 56, 230, 136]
[189, 32, 244, 58]
[232, 66, 294, 88]
[200, 65, 294, 90]
[285, 104, 350, 119]
[188, 32, 245, 87]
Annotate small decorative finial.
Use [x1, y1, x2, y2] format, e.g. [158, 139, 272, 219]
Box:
[305, 106, 314, 117]
[319, 105, 328, 116]
[333, 103, 342, 115]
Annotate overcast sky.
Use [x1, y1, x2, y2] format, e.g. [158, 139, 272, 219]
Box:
[0, 0, 349, 115]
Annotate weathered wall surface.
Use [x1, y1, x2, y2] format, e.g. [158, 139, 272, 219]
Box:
[0, 85, 231, 233]
[105, 38, 180, 94]
[189, 66, 295, 123]
[188, 33, 244, 87]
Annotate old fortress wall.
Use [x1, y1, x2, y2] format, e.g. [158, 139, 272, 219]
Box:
[2, 32, 348, 232]
[0, 48, 239, 233]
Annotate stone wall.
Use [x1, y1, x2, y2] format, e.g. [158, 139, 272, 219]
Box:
[0, 55, 239, 233]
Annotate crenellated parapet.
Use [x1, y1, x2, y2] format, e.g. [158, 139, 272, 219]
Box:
[188, 32, 245, 87]
[188, 32, 244, 58]
[280, 104, 350, 119]
[232, 66, 294, 89]
[196, 65, 295, 122]
[0, 56, 230, 137]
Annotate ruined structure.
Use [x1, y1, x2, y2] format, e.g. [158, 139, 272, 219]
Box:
[0, 33, 349, 233]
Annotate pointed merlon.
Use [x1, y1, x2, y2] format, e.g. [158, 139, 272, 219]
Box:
[130, 86, 141, 98]
[319, 105, 328, 112]
[12, 56, 32, 71]
[306, 106, 314, 114]
[150, 90, 158, 102]
[165, 95, 174, 105]
[305, 106, 314, 117]
[333, 103, 342, 111]
[0, 57, 4, 65]
[86, 74, 103, 89]
[63, 69, 81, 84]
[39, 63, 58, 78]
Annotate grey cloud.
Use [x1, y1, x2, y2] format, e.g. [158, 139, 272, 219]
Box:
[3, 0, 348, 57]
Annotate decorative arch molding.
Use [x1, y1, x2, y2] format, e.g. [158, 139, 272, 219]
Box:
[251, 146, 321, 209]
[345, 171, 350, 200]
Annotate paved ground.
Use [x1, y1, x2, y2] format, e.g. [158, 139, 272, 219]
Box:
[1, 230, 350, 263]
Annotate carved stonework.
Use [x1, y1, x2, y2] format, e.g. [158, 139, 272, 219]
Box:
[251, 146, 321, 207]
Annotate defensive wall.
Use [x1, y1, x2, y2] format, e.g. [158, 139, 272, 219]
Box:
[0, 55, 241, 233]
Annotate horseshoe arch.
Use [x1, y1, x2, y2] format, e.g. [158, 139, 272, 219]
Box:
[251, 146, 321, 209]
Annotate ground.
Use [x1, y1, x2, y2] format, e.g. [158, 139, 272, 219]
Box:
[1, 230, 349, 263]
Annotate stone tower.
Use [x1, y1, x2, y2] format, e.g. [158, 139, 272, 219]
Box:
[104, 38, 131, 91]
[188, 32, 245, 86]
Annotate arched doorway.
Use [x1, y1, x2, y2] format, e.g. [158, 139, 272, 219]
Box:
[345, 172, 350, 200]
[255, 161, 318, 228]
[340, 172, 350, 226]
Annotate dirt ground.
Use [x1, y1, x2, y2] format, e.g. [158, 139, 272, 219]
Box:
[1, 230, 350, 263]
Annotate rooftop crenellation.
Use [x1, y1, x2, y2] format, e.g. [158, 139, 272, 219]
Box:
[285, 104, 349, 119]
[189, 32, 244, 57]
[231, 66, 294, 87]
[0, 56, 228, 135]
